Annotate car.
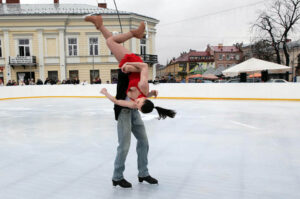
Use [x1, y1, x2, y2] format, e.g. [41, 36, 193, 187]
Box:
[247, 78, 262, 83]
[214, 80, 227, 83]
[202, 80, 213, 83]
[226, 78, 240, 83]
[266, 79, 288, 83]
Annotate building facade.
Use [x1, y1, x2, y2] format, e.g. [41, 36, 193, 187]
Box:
[0, 0, 159, 84]
[158, 50, 214, 80]
[206, 44, 243, 68]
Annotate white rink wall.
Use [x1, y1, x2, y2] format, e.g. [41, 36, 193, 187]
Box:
[1, 83, 300, 100]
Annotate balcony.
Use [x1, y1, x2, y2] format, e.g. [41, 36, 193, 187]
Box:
[138, 54, 158, 64]
[9, 56, 37, 68]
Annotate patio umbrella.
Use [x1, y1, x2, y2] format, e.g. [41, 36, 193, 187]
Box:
[248, 73, 261, 78]
[202, 74, 218, 80]
[188, 74, 202, 79]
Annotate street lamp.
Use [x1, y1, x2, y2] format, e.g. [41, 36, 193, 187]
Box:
[92, 52, 95, 84]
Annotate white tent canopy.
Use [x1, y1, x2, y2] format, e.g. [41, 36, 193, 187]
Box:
[222, 58, 291, 77]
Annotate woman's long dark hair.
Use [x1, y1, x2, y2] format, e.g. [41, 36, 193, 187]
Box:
[141, 99, 176, 119]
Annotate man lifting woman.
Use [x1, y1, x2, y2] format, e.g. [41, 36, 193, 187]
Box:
[85, 15, 176, 188]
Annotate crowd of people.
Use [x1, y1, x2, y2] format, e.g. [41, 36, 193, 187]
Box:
[0, 77, 106, 86]
[0, 75, 182, 86]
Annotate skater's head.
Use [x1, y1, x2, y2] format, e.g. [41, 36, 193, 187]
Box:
[137, 99, 176, 120]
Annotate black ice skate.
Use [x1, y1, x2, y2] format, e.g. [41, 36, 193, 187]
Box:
[138, 176, 158, 184]
[112, 179, 132, 188]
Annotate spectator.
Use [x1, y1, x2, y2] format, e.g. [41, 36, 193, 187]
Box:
[180, 79, 186, 83]
[62, 80, 67, 84]
[94, 77, 102, 84]
[168, 77, 176, 83]
[50, 79, 56, 85]
[81, 80, 89, 85]
[6, 80, 12, 86]
[19, 80, 26, 86]
[0, 79, 3, 86]
[56, 80, 62, 85]
[106, 80, 110, 84]
[29, 79, 35, 85]
[73, 77, 80, 84]
[44, 77, 50, 85]
[153, 76, 160, 85]
[66, 78, 71, 84]
[159, 76, 167, 83]
[36, 79, 43, 85]
[112, 77, 118, 84]
[12, 80, 17, 86]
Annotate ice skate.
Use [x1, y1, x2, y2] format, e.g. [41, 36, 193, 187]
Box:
[85, 15, 103, 30]
[130, 21, 145, 39]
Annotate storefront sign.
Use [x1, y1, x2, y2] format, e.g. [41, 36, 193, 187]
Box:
[9, 56, 36, 65]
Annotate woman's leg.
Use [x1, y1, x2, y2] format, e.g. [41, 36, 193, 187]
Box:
[85, 15, 145, 62]
[106, 21, 145, 61]
[85, 15, 112, 39]
[85, 15, 145, 43]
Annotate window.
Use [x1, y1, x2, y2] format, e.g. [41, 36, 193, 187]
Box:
[235, 54, 240, 60]
[68, 38, 77, 56]
[89, 37, 98, 56]
[111, 69, 119, 83]
[0, 40, 2, 57]
[140, 38, 146, 55]
[48, 71, 58, 81]
[226, 54, 230, 60]
[69, 70, 79, 80]
[219, 54, 223, 60]
[0, 72, 3, 83]
[90, 70, 99, 83]
[18, 39, 30, 56]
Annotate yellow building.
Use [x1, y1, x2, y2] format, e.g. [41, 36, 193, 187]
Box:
[157, 50, 215, 81]
[0, 1, 159, 84]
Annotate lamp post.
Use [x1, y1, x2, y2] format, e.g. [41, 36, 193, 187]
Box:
[92, 52, 95, 84]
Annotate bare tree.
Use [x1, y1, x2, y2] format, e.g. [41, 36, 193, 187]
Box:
[251, 40, 278, 62]
[252, 0, 300, 66]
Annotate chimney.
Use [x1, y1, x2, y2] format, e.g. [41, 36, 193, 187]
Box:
[98, 3, 107, 8]
[218, 43, 223, 49]
[6, 0, 20, 3]
[54, 0, 59, 3]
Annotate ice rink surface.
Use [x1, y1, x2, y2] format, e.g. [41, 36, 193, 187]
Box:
[0, 98, 300, 199]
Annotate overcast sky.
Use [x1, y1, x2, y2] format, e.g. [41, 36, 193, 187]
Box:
[18, 0, 277, 64]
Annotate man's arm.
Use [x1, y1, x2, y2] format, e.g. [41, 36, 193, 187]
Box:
[101, 88, 137, 109]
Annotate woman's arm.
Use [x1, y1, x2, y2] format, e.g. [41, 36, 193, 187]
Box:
[100, 88, 137, 109]
[121, 62, 148, 73]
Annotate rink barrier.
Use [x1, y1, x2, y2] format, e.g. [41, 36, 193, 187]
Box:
[1, 84, 300, 101]
[1, 96, 300, 101]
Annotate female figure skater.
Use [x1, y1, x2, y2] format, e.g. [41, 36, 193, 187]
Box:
[86, 15, 176, 119]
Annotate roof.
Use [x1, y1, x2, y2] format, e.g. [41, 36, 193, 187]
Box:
[222, 58, 291, 77]
[0, 3, 158, 21]
[171, 50, 212, 63]
[189, 51, 211, 57]
[210, 46, 240, 53]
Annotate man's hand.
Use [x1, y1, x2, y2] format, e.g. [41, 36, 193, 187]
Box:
[100, 88, 107, 95]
